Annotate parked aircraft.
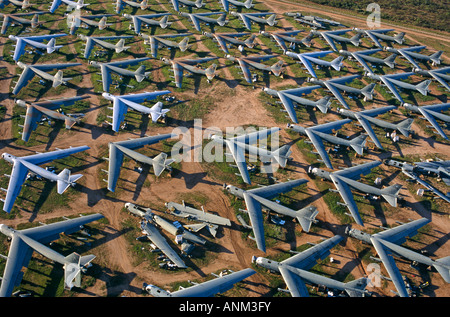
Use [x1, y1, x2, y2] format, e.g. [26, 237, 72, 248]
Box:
[169, 0, 204, 12]
[1, 146, 90, 213]
[161, 56, 218, 88]
[115, 0, 148, 13]
[286, 12, 342, 29]
[385, 46, 443, 69]
[227, 54, 284, 84]
[414, 66, 450, 92]
[311, 29, 362, 52]
[203, 32, 256, 55]
[79, 34, 133, 59]
[49, 0, 88, 13]
[286, 50, 344, 78]
[230, 11, 277, 30]
[140, 33, 192, 58]
[68, 14, 113, 35]
[180, 11, 228, 32]
[339, 48, 397, 74]
[261, 30, 313, 53]
[8, 33, 66, 62]
[124, 13, 172, 34]
[354, 28, 405, 48]
[0, 0, 33, 9]
[402, 102, 450, 140]
[219, 0, 254, 12]
[0, 11, 44, 34]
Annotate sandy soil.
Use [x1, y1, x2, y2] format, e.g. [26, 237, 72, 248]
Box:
[0, 0, 449, 298]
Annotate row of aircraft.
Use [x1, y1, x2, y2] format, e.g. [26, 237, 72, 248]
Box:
[0, 0, 449, 298]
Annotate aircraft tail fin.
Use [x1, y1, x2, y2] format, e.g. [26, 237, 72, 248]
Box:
[159, 15, 170, 28]
[267, 13, 277, 26]
[217, 13, 227, 26]
[344, 278, 369, 297]
[152, 152, 174, 177]
[380, 184, 402, 207]
[384, 54, 397, 68]
[46, 38, 56, 54]
[394, 32, 405, 44]
[195, 0, 203, 7]
[98, 16, 110, 30]
[296, 206, 319, 232]
[22, 0, 32, 9]
[430, 51, 443, 66]
[349, 134, 367, 155]
[31, 14, 39, 28]
[205, 63, 217, 80]
[415, 79, 431, 96]
[271, 60, 284, 76]
[244, 34, 257, 48]
[330, 55, 344, 71]
[115, 38, 129, 53]
[315, 96, 332, 113]
[149, 101, 169, 122]
[244, 0, 253, 8]
[64, 253, 95, 290]
[178, 37, 191, 52]
[140, 0, 148, 9]
[350, 32, 362, 46]
[52, 70, 65, 88]
[271, 144, 292, 167]
[57, 169, 82, 194]
[396, 118, 414, 137]
[134, 65, 147, 82]
[434, 256, 450, 283]
[361, 83, 376, 101]
[64, 117, 78, 129]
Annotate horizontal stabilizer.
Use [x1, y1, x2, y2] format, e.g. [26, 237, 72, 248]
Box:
[345, 277, 369, 297]
[57, 169, 82, 194]
[296, 205, 319, 232]
[349, 134, 367, 155]
[434, 256, 450, 283]
[381, 184, 402, 207]
[415, 80, 431, 96]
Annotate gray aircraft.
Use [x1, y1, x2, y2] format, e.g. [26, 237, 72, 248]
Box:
[49, 0, 88, 13]
[166, 201, 231, 237]
[224, 179, 318, 252]
[180, 12, 228, 32]
[140, 33, 192, 58]
[170, 0, 204, 12]
[105, 133, 175, 192]
[252, 235, 370, 297]
[143, 268, 255, 297]
[231, 11, 277, 30]
[161, 56, 218, 88]
[1, 145, 89, 213]
[209, 127, 292, 185]
[12, 61, 82, 95]
[15, 96, 88, 142]
[262, 85, 332, 122]
[78, 34, 133, 59]
[219, 0, 253, 12]
[337, 105, 414, 149]
[402, 102, 450, 140]
[102, 90, 171, 131]
[308, 161, 402, 226]
[346, 217, 450, 297]
[288, 119, 367, 169]
[89, 57, 151, 92]
[286, 50, 344, 78]
[311, 29, 362, 52]
[0, 213, 104, 297]
[366, 71, 431, 105]
[115, 0, 148, 13]
[308, 74, 376, 109]
[227, 54, 284, 84]
[203, 32, 256, 55]
[0, 0, 33, 9]
[124, 13, 172, 34]
[385, 46, 443, 70]
[339, 48, 397, 74]
[0, 11, 44, 34]
[286, 12, 343, 29]
[261, 30, 313, 53]
[8, 33, 66, 62]
[385, 158, 450, 203]
[353, 28, 405, 48]
[414, 66, 450, 93]
[68, 14, 113, 35]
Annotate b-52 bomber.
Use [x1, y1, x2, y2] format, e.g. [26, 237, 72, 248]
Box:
[308, 74, 376, 109]
[219, 0, 254, 12]
[124, 13, 172, 34]
[285, 12, 343, 29]
[140, 33, 192, 58]
[402, 102, 450, 140]
[89, 57, 151, 92]
[353, 28, 405, 48]
[414, 66, 450, 93]
[0, 11, 44, 34]
[0, 0, 33, 9]
[1, 146, 89, 213]
[161, 56, 218, 88]
[180, 12, 228, 32]
[12, 61, 82, 95]
[203, 32, 256, 55]
[8, 33, 67, 62]
[337, 105, 414, 149]
[385, 46, 443, 70]
[252, 235, 370, 297]
[105, 133, 175, 192]
[230, 11, 277, 30]
[102, 90, 171, 132]
[261, 30, 313, 53]
[0, 213, 104, 297]
[311, 29, 362, 52]
[209, 127, 292, 185]
[169, 0, 204, 12]
[15, 96, 88, 142]
[49, 0, 88, 13]
[227, 54, 284, 84]
[143, 268, 256, 297]
[114, 0, 148, 13]
[78, 34, 133, 59]
[366, 72, 431, 105]
[346, 218, 450, 297]
[339, 48, 397, 74]
[286, 50, 344, 78]
[308, 161, 402, 226]
[225, 179, 318, 252]
[288, 119, 367, 169]
[68, 14, 113, 35]
[263, 85, 332, 123]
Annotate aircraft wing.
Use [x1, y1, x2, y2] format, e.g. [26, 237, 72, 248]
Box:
[107, 57, 150, 68]
[354, 113, 383, 149]
[21, 105, 45, 142]
[279, 266, 309, 297]
[141, 221, 187, 268]
[305, 129, 333, 169]
[100, 64, 112, 92]
[333, 160, 381, 180]
[214, 35, 231, 53]
[12, 38, 28, 62]
[171, 268, 255, 297]
[23, 145, 90, 166]
[351, 52, 374, 73]
[402, 170, 450, 203]
[277, 92, 299, 123]
[2, 161, 30, 213]
[237, 59, 252, 83]
[309, 118, 351, 134]
[417, 106, 449, 140]
[240, 14, 253, 30]
[83, 37, 95, 59]
[320, 34, 338, 52]
[49, 0, 62, 12]
[188, 15, 202, 32]
[365, 31, 383, 48]
[299, 55, 319, 78]
[111, 97, 128, 132]
[374, 217, 431, 245]
[230, 127, 279, 144]
[225, 139, 251, 184]
[243, 192, 266, 252]
[248, 179, 308, 199]
[371, 237, 409, 297]
[12, 67, 36, 95]
[323, 81, 350, 109]
[398, 51, 422, 69]
[329, 174, 364, 226]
